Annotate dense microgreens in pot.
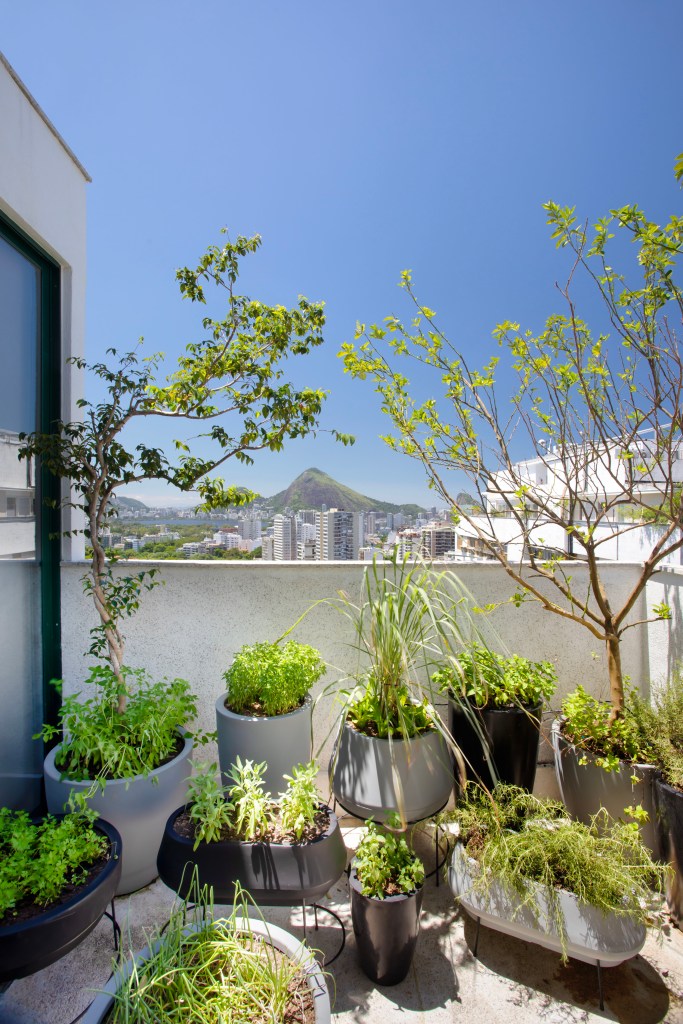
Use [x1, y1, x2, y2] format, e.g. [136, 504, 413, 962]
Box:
[224, 640, 326, 717]
[561, 684, 656, 771]
[186, 757, 322, 846]
[446, 784, 665, 958]
[36, 666, 204, 781]
[0, 806, 108, 920]
[433, 643, 557, 709]
[353, 818, 425, 899]
[106, 881, 320, 1024]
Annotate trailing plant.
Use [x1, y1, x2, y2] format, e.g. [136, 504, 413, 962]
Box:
[353, 817, 425, 898]
[19, 232, 351, 714]
[330, 553, 482, 738]
[186, 757, 322, 845]
[0, 806, 108, 920]
[105, 879, 322, 1024]
[446, 784, 664, 957]
[433, 643, 557, 709]
[35, 666, 203, 780]
[223, 640, 326, 717]
[560, 684, 656, 771]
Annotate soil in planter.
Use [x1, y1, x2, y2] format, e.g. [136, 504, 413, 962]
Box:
[1, 853, 112, 927]
[173, 807, 331, 845]
[102, 933, 317, 1024]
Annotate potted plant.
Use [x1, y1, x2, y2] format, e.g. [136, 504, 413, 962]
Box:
[20, 233, 349, 893]
[157, 758, 347, 905]
[551, 684, 659, 854]
[434, 644, 557, 792]
[349, 817, 425, 985]
[446, 784, 664, 1008]
[329, 555, 479, 825]
[0, 805, 121, 983]
[217, 639, 326, 793]
[80, 882, 331, 1024]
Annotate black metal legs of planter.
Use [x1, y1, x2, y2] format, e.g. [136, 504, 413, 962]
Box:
[301, 900, 346, 966]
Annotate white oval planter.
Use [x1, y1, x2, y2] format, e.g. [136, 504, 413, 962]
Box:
[448, 842, 646, 967]
[215, 692, 312, 794]
[330, 718, 453, 824]
[551, 719, 659, 856]
[44, 733, 193, 895]
[79, 915, 331, 1024]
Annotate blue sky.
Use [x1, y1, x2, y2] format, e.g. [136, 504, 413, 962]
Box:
[3, 2, 682, 507]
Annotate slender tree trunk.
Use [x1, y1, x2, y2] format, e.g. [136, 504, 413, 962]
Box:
[606, 629, 624, 721]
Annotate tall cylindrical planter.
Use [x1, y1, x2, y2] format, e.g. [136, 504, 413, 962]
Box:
[215, 693, 313, 795]
[330, 719, 453, 824]
[44, 733, 193, 895]
[448, 699, 542, 793]
[349, 867, 423, 985]
[551, 720, 659, 856]
[654, 776, 683, 924]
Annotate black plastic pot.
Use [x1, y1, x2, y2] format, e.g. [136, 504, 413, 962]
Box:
[448, 699, 542, 793]
[654, 775, 683, 924]
[0, 817, 122, 983]
[157, 804, 347, 905]
[349, 866, 423, 985]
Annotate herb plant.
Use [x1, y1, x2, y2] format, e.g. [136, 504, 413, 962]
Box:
[447, 784, 664, 957]
[187, 763, 234, 849]
[280, 760, 320, 840]
[225, 757, 272, 841]
[106, 881, 320, 1024]
[641, 674, 683, 789]
[353, 819, 425, 899]
[224, 640, 326, 717]
[434, 644, 557, 709]
[36, 665, 201, 780]
[0, 807, 108, 920]
[560, 684, 656, 771]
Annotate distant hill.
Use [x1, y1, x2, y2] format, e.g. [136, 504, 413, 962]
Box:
[112, 495, 148, 512]
[264, 468, 425, 515]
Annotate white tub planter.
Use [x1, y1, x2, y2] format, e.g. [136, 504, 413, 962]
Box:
[44, 733, 193, 895]
[215, 692, 312, 794]
[448, 843, 646, 970]
[79, 915, 331, 1024]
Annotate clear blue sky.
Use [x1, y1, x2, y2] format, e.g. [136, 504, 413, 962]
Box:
[3, 2, 681, 507]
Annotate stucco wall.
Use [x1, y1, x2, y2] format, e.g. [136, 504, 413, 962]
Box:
[60, 559, 683, 771]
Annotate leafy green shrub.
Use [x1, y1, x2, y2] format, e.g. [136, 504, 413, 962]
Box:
[434, 643, 557, 708]
[0, 807, 109, 920]
[560, 684, 656, 770]
[36, 665, 201, 780]
[645, 674, 683, 789]
[353, 818, 424, 898]
[447, 784, 664, 957]
[279, 761, 320, 840]
[223, 641, 325, 717]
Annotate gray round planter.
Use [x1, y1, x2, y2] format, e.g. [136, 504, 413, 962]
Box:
[44, 733, 193, 895]
[79, 915, 331, 1024]
[330, 719, 453, 824]
[551, 719, 659, 856]
[215, 692, 313, 795]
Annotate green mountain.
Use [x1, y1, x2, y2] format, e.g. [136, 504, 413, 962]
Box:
[264, 468, 424, 515]
[112, 495, 148, 511]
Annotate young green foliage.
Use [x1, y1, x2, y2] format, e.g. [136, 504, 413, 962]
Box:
[187, 763, 235, 849]
[560, 684, 656, 771]
[225, 757, 272, 841]
[353, 817, 425, 899]
[279, 760, 320, 840]
[433, 643, 557, 709]
[223, 640, 325, 717]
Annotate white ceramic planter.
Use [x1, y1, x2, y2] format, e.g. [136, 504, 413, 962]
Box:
[448, 843, 646, 967]
[44, 733, 193, 895]
[79, 916, 331, 1024]
[215, 692, 313, 794]
[330, 719, 453, 824]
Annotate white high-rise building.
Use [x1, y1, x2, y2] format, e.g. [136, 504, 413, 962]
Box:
[273, 514, 298, 560]
[319, 509, 355, 560]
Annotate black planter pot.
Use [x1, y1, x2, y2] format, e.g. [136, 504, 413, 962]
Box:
[654, 776, 683, 924]
[349, 866, 423, 985]
[448, 699, 542, 793]
[0, 818, 122, 984]
[157, 804, 347, 905]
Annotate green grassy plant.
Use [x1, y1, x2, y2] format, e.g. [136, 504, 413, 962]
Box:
[224, 640, 325, 716]
[643, 674, 683, 789]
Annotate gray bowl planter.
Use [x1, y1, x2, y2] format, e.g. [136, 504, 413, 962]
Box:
[551, 719, 659, 856]
[330, 719, 453, 824]
[44, 732, 193, 895]
[448, 842, 646, 968]
[79, 915, 331, 1024]
[215, 692, 313, 795]
[157, 803, 347, 905]
[654, 776, 683, 924]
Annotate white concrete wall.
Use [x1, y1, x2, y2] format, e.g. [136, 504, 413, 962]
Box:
[60, 560, 683, 771]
